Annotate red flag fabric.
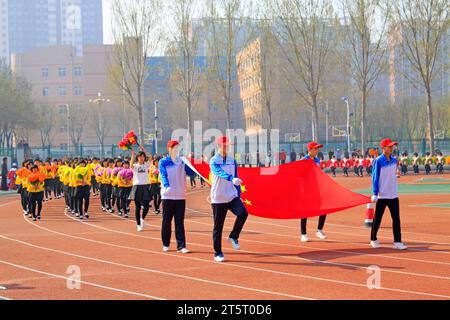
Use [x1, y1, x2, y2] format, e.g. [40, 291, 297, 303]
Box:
[184, 158, 371, 220]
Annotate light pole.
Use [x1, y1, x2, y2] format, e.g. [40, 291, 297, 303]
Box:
[154, 100, 159, 155]
[89, 92, 110, 156]
[341, 97, 351, 154]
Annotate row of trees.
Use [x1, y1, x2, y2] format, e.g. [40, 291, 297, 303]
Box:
[109, 0, 448, 154]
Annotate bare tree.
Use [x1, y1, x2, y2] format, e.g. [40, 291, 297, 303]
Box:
[166, 0, 204, 139]
[109, 0, 162, 140]
[340, 0, 389, 154]
[68, 104, 86, 155]
[89, 102, 113, 157]
[269, 0, 336, 142]
[36, 101, 54, 148]
[388, 0, 449, 153]
[206, 0, 255, 130]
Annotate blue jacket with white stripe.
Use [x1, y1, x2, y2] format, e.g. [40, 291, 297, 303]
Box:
[372, 154, 398, 199]
[209, 154, 241, 204]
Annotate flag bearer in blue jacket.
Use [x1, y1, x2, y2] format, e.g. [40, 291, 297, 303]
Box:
[209, 136, 248, 262]
[370, 138, 407, 250]
[300, 141, 328, 242]
[159, 140, 196, 254]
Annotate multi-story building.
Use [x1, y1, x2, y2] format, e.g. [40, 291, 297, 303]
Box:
[0, 0, 10, 65]
[7, 0, 103, 57]
[11, 44, 123, 152]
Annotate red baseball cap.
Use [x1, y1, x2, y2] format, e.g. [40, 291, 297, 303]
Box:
[380, 138, 398, 148]
[215, 136, 232, 146]
[167, 140, 180, 150]
[307, 141, 324, 150]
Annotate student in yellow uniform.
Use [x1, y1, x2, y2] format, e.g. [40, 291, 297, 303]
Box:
[90, 158, 100, 197]
[149, 159, 162, 214]
[17, 161, 30, 216]
[98, 159, 109, 212]
[43, 159, 55, 202]
[102, 159, 115, 213]
[68, 162, 78, 215]
[27, 165, 45, 222]
[111, 158, 123, 215]
[117, 161, 133, 218]
[73, 159, 93, 220]
[59, 162, 70, 212]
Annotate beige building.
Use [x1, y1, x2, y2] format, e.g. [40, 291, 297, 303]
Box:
[11, 44, 124, 153]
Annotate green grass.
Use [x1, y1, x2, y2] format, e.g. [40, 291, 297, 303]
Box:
[354, 183, 450, 195]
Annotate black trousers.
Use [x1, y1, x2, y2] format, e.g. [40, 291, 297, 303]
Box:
[76, 185, 90, 215]
[102, 184, 112, 209]
[29, 191, 43, 218]
[1, 174, 7, 190]
[331, 167, 336, 176]
[161, 199, 187, 250]
[150, 184, 161, 211]
[425, 164, 431, 174]
[118, 187, 131, 213]
[20, 188, 29, 212]
[211, 197, 248, 256]
[44, 179, 53, 199]
[135, 200, 150, 226]
[301, 215, 327, 235]
[370, 198, 402, 242]
[413, 165, 419, 174]
[343, 168, 349, 176]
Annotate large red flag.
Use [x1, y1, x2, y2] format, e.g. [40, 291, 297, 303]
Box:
[183, 158, 371, 220]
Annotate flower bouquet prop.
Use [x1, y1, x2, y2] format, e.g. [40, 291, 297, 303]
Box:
[28, 172, 45, 190]
[118, 168, 134, 186]
[119, 131, 140, 151]
[74, 166, 90, 185]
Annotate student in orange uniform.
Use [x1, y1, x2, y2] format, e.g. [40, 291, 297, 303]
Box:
[26, 165, 45, 221]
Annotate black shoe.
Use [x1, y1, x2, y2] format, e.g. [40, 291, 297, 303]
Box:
[37, 215, 41, 220]
[85, 214, 89, 219]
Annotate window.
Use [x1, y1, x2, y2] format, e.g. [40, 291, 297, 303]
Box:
[73, 86, 82, 96]
[73, 66, 82, 77]
[41, 67, 48, 78]
[59, 105, 68, 114]
[60, 126, 67, 133]
[59, 86, 67, 96]
[58, 67, 66, 77]
[42, 87, 49, 97]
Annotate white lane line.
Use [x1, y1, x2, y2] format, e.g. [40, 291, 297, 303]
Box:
[1, 231, 314, 300]
[58, 212, 450, 298]
[0, 259, 165, 300]
[186, 208, 450, 254]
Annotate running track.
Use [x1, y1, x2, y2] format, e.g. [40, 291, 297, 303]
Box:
[0, 176, 449, 300]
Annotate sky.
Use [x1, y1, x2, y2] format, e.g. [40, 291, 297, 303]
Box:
[102, 0, 114, 44]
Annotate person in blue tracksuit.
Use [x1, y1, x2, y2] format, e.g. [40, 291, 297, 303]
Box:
[370, 138, 407, 250]
[300, 141, 328, 242]
[209, 136, 248, 262]
[159, 140, 196, 254]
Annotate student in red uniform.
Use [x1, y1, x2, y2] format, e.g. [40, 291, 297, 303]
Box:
[341, 156, 350, 177]
[358, 155, 365, 177]
[328, 155, 338, 177]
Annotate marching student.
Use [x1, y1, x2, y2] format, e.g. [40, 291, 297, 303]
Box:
[366, 155, 374, 176]
[111, 158, 123, 214]
[73, 159, 93, 220]
[341, 156, 350, 177]
[370, 138, 407, 250]
[68, 161, 78, 215]
[300, 142, 327, 242]
[328, 155, 338, 177]
[159, 140, 195, 253]
[17, 161, 31, 216]
[53, 159, 62, 199]
[424, 152, 432, 175]
[117, 161, 133, 218]
[102, 159, 115, 213]
[436, 152, 445, 174]
[26, 165, 45, 222]
[412, 153, 420, 175]
[149, 158, 162, 214]
[43, 159, 54, 202]
[130, 149, 152, 232]
[89, 158, 100, 197]
[353, 155, 360, 177]
[208, 136, 248, 262]
[358, 155, 365, 177]
[97, 159, 108, 211]
[400, 153, 409, 176]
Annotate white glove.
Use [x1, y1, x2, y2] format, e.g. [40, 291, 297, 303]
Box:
[371, 195, 378, 203]
[162, 187, 172, 196]
[232, 178, 243, 186]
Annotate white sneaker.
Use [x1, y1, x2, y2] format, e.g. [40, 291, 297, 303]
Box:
[137, 225, 143, 232]
[316, 230, 327, 240]
[140, 219, 145, 229]
[370, 240, 381, 248]
[214, 254, 225, 262]
[163, 246, 170, 252]
[393, 242, 408, 250]
[177, 248, 191, 254]
[301, 234, 309, 242]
